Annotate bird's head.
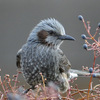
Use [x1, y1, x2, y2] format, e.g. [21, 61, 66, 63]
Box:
[27, 18, 75, 47]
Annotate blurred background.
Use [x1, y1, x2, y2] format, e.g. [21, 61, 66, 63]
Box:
[0, 0, 100, 89]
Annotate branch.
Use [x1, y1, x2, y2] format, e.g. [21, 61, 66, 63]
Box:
[69, 69, 100, 78]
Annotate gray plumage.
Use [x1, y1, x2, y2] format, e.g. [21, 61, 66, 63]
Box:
[16, 18, 75, 93]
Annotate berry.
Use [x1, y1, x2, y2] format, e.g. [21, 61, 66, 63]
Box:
[98, 23, 100, 28]
[81, 34, 86, 39]
[89, 67, 93, 73]
[78, 15, 83, 21]
[92, 74, 96, 78]
[83, 44, 88, 50]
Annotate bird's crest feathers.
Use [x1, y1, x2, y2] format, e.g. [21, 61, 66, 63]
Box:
[27, 18, 65, 42]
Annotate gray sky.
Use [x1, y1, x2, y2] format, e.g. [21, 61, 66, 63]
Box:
[0, 0, 100, 88]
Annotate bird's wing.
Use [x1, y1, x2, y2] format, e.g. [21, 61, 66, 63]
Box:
[16, 49, 22, 68]
[57, 51, 71, 93]
[59, 52, 71, 74]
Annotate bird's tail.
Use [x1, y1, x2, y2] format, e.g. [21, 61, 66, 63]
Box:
[68, 69, 100, 79]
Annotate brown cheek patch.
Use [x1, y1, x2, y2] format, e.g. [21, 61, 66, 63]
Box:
[38, 30, 48, 43]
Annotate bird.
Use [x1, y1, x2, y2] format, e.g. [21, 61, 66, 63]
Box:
[16, 18, 75, 93]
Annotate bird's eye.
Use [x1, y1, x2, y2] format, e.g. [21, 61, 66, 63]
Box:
[49, 31, 54, 35]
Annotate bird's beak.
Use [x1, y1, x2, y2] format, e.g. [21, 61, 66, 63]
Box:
[58, 34, 75, 41]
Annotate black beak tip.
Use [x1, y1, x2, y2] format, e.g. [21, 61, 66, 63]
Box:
[66, 35, 75, 41]
[70, 37, 76, 41]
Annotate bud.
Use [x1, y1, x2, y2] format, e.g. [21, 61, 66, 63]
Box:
[78, 15, 83, 21]
[83, 44, 88, 50]
[89, 67, 93, 73]
[92, 74, 96, 78]
[98, 23, 100, 28]
[81, 34, 86, 39]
